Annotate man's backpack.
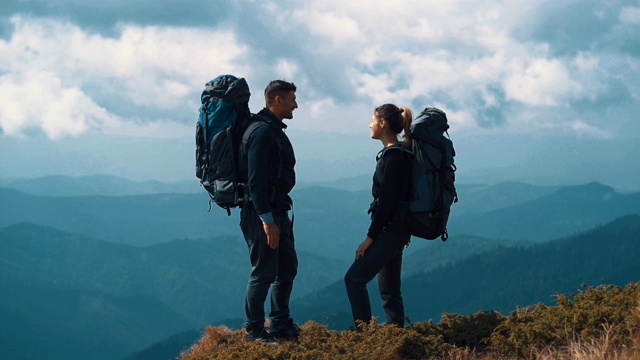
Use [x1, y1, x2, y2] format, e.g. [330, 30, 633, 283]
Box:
[405, 107, 458, 241]
[195, 74, 252, 215]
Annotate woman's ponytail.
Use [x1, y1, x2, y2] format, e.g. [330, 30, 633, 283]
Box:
[400, 107, 413, 149]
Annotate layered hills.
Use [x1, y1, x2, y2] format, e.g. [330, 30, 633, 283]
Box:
[0, 176, 639, 360]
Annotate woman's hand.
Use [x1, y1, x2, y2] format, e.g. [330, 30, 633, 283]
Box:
[356, 237, 374, 259]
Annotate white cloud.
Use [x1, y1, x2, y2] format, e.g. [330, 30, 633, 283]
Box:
[274, 59, 301, 82]
[503, 58, 582, 106]
[293, 9, 361, 44]
[568, 120, 613, 139]
[0, 15, 251, 139]
[0, 68, 193, 140]
[288, 1, 598, 129]
[353, 72, 396, 105]
[620, 6, 640, 24]
[308, 97, 336, 119]
[1, 0, 638, 141]
[0, 70, 120, 139]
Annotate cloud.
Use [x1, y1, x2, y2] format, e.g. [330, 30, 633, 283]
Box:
[503, 58, 583, 107]
[0, 0, 236, 31]
[0, 69, 120, 139]
[279, 0, 635, 135]
[0, 0, 638, 141]
[568, 120, 613, 139]
[0, 15, 251, 139]
[293, 9, 361, 45]
[620, 6, 640, 25]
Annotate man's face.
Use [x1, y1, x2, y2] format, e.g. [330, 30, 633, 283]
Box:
[276, 91, 298, 120]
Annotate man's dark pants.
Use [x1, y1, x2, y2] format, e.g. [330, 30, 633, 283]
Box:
[240, 203, 298, 333]
[344, 226, 410, 328]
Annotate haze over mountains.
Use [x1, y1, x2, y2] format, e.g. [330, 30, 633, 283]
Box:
[1, 175, 639, 360]
[1, 176, 639, 255]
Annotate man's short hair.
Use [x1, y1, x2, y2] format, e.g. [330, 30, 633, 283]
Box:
[264, 80, 296, 105]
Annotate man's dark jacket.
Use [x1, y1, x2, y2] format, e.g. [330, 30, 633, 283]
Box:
[238, 108, 296, 222]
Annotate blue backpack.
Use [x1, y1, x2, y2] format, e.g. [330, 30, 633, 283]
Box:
[195, 74, 252, 214]
[405, 107, 458, 241]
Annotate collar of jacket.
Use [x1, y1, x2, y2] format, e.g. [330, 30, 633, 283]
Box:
[258, 108, 287, 130]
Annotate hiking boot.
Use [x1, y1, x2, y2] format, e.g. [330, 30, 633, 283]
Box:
[244, 328, 278, 345]
[268, 324, 301, 342]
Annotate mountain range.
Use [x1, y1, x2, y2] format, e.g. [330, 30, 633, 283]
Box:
[3, 214, 639, 360]
[292, 214, 640, 329]
[449, 181, 640, 241]
[1, 176, 639, 360]
[2, 177, 639, 259]
[0, 223, 348, 360]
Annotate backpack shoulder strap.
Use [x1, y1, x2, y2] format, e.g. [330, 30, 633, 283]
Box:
[240, 113, 284, 179]
[241, 114, 271, 141]
[375, 144, 412, 187]
[376, 143, 412, 162]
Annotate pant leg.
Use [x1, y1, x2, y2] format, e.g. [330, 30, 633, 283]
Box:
[378, 250, 405, 327]
[344, 230, 408, 327]
[240, 205, 278, 332]
[269, 211, 298, 331]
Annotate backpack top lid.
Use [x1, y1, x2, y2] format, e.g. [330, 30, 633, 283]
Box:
[410, 107, 449, 140]
[201, 74, 251, 104]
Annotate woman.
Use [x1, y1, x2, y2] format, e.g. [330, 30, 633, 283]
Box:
[344, 103, 413, 328]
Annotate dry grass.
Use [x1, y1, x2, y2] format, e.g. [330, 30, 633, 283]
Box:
[180, 292, 640, 360]
[182, 325, 239, 358]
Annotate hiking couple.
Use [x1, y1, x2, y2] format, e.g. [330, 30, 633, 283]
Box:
[236, 79, 414, 343]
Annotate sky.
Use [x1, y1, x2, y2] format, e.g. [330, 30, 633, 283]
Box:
[0, 0, 639, 189]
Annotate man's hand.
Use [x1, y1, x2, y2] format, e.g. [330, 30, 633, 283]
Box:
[263, 222, 280, 249]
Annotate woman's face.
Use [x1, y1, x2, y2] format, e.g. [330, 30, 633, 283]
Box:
[369, 112, 384, 139]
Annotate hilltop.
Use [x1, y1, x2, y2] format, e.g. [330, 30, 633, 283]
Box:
[180, 281, 640, 360]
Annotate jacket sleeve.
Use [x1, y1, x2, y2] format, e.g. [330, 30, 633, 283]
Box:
[246, 124, 275, 224]
[367, 150, 410, 240]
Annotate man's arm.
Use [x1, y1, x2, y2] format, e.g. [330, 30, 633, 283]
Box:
[246, 125, 279, 248]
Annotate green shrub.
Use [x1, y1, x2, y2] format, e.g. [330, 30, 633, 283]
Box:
[180, 282, 640, 360]
[180, 320, 450, 360]
[490, 283, 640, 357]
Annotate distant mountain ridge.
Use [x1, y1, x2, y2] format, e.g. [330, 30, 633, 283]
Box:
[3, 214, 639, 359]
[0, 277, 191, 360]
[453, 182, 559, 215]
[1, 180, 638, 257]
[0, 174, 199, 196]
[0, 223, 349, 360]
[449, 182, 640, 241]
[403, 214, 640, 320]
[294, 214, 640, 329]
[126, 214, 640, 360]
[0, 223, 346, 323]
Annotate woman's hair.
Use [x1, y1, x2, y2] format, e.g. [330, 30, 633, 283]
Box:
[375, 103, 413, 148]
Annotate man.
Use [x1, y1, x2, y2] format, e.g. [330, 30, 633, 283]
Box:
[238, 80, 299, 343]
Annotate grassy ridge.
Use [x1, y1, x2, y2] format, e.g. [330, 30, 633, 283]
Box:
[181, 282, 640, 360]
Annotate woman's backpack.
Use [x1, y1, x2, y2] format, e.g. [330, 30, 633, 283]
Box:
[405, 107, 458, 241]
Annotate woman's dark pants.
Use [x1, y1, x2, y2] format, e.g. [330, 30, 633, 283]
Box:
[344, 227, 410, 328]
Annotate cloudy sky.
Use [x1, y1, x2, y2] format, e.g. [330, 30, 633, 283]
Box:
[0, 0, 638, 188]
